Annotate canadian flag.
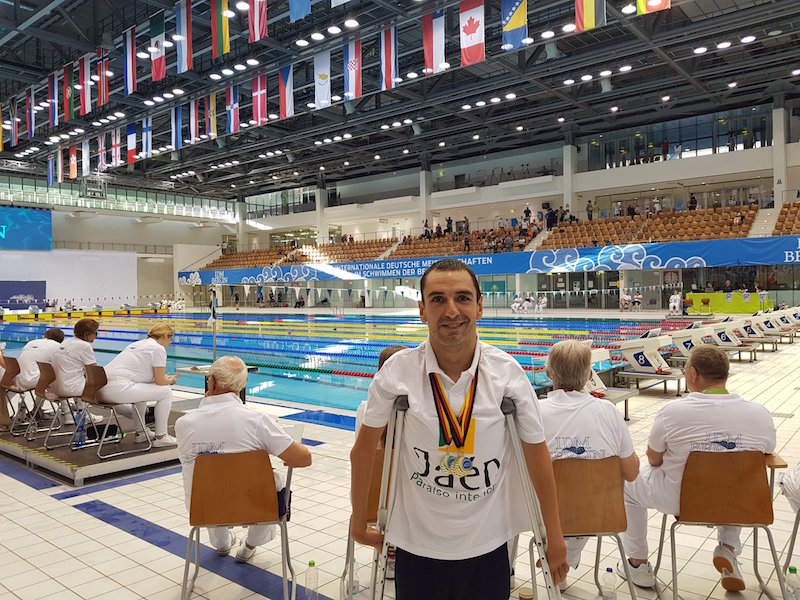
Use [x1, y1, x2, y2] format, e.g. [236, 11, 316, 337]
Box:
[459, 0, 485, 66]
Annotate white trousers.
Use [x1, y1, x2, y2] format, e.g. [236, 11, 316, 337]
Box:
[620, 465, 741, 560]
[97, 380, 172, 436]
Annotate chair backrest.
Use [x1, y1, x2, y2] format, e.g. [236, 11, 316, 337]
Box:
[679, 451, 772, 525]
[189, 450, 279, 527]
[0, 357, 21, 389]
[552, 456, 627, 536]
[35, 362, 56, 398]
[82, 364, 108, 404]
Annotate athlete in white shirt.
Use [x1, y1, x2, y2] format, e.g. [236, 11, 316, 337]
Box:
[540, 341, 639, 583]
[175, 356, 312, 563]
[618, 345, 776, 591]
[351, 260, 569, 600]
[98, 323, 180, 447]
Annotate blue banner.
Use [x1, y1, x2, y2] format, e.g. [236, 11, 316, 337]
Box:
[178, 236, 800, 285]
[0, 280, 47, 308]
[0, 207, 52, 250]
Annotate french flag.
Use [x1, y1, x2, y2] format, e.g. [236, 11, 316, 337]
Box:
[175, 0, 193, 74]
[343, 39, 361, 100]
[459, 0, 485, 66]
[226, 85, 239, 133]
[379, 26, 398, 91]
[48, 72, 58, 127]
[122, 26, 137, 96]
[278, 65, 294, 119]
[422, 10, 446, 75]
[127, 122, 137, 164]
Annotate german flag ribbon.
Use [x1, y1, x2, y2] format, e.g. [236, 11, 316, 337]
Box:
[429, 365, 479, 448]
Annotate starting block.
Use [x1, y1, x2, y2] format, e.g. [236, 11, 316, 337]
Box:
[737, 318, 778, 352]
[709, 321, 758, 361]
[584, 347, 636, 421]
[616, 331, 684, 396]
[669, 326, 713, 364]
[756, 314, 795, 344]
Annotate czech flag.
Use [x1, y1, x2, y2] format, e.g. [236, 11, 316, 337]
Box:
[175, 0, 193, 74]
[379, 26, 398, 91]
[576, 0, 606, 32]
[122, 26, 137, 96]
[278, 65, 294, 119]
[343, 39, 361, 100]
[501, 0, 527, 50]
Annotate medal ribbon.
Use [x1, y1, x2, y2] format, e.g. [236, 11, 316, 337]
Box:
[429, 365, 479, 448]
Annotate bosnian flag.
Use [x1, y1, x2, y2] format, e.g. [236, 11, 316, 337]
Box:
[501, 0, 527, 49]
[150, 11, 166, 82]
[142, 116, 152, 158]
[81, 139, 90, 177]
[189, 99, 200, 142]
[278, 65, 294, 119]
[122, 26, 137, 96]
[252, 74, 267, 124]
[112, 127, 122, 166]
[422, 10, 446, 75]
[343, 39, 361, 99]
[249, 0, 267, 43]
[379, 26, 398, 91]
[48, 72, 58, 127]
[226, 85, 239, 133]
[459, 0, 485, 66]
[172, 105, 183, 149]
[175, 0, 193, 74]
[25, 87, 34, 139]
[97, 133, 106, 171]
[78, 54, 92, 115]
[127, 122, 137, 164]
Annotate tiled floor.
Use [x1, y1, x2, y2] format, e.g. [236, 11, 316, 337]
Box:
[2, 321, 800, 599]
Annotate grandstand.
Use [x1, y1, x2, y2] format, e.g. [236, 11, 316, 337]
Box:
[774, 201, 800, 236]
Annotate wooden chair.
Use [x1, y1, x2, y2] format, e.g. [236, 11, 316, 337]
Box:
[552, 457, 637, 598]
[652, 451, 788, 600]
[181, 450, 295, 600]
[29, 362, 77, 448]
[1, 357, 36, 433]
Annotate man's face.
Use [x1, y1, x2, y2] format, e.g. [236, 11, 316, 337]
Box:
[418, 270, 482, 349]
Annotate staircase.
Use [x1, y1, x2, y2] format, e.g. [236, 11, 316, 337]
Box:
[379, 240, 401, 259]
[748, 208, 780, 238]
[526, 229, 550, 251]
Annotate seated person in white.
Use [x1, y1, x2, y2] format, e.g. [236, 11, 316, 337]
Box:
[618, 345, 776, 591]
[51, 318, 102, 424]
[0, 342, 6, 430]
[668, 292, 682, 316]
[535, 295, 547, 313]
[175, 356, 312, 563]
[619, 291, 632, 311]
[540, 341, 639, 586]
[632, 292, 643, 311]
[510, 298, 523, 314]
[98, 323, 180, 447]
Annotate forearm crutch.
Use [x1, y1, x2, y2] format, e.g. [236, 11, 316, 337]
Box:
[501, 397, 562, 600]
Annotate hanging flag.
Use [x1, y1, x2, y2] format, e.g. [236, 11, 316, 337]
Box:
[56, 147, 64, 182]
[331, 0, 353, 5]
[249, 0, 267, 43]
[142, 116, 152, 158]
[502, 0, 527, 48]
[289, 0, 310, 22]
[171, 105, 183, 149]
[205, 93, 217, 138]
[97, 133, 107, 171]
[48, 72, 59, 127]
[9, 98, 18, 146]
[422, 10, 446, 75]
[127, 122, 137, 164]
[252, 74, 267, 124]
[637, 0, 669, 14]
[97, 48, 110, 107]
[81, 139, 90, 176]
[63, 64, 75, 122]
[47, 154, 55, 186]
[25, 87, 34, 140]
[78, 54, 92, 115]
[460, 0, 485, 66]
[575, 0, 606, 32]
[150, 11, 166, 81]
[0, 105, 3, 149]
[343, 39, 361, 99]
[211, 0, 231, 59]
[379, 26, 398, 91]
[278, 65, 294, 119]
[68, 144, 77, 179]
[175, 0, 193, 74]
[314, 51, 331, 109]
[122, 26, 137, 95]
[189, 99, 200, 142]
[226, 85, 239, 133]
[112, 127, 122, 166]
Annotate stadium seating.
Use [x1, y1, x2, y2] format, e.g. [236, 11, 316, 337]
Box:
[201, 248, 289, 270]
[298, 239, 397, 264]
[773, 201, 800, 236]
[388, 228, 530, 259]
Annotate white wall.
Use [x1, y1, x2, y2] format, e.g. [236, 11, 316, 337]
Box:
[0, 250, 137, 305]
[174, 244, 220, 302]
[137, 256, 175, 300]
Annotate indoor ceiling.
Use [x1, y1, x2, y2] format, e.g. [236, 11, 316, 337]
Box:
[0, 0, 798, 200]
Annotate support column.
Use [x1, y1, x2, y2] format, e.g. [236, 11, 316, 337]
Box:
[419, 152, 433, 229]
[316, 174, 329, 245]
[306, 280, 316, 307]
[562, 144, 577, 211]
[236, 198, 248, 250]
[772, 100, 788, 207]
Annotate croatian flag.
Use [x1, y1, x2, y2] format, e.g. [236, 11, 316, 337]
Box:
[252, 74, 267, 124]
[112, 127, 122, 166]
[249, 0, 267, 43]
[459, 0, 485, 66]
[379, 26, 398, 91]
[189, 99, 200, 142]
[122, 26, 137, 96]
[205, 93, 217, 139]
[343, 39, 361, 99]
[278, 65, 294, 119]
[127, 122, 137, 164]
[25, 87, 34, 139]
[48, 72, 58, 127]
[142, 116, 152, 158]
[47, 154, 55, 186]
[501, 0, 527, 49]
[226, 85, 239, 133]
[175, 0, 193, 74]
[171, 105, 183, 149]
[78, 54, 92, 115]
[97, 48, 110, 106]
[422, 10, 446, 74]
[81, 139, 90, 177]
[150, 11, 166, 82]
[314, 51, 331, 109]
[97, 133, 106, 171]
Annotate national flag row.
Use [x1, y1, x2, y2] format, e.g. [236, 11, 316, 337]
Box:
[574, 0, 670, 32]
[46, 125, 140, 184]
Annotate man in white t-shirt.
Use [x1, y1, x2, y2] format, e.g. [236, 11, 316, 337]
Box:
[618, 345, 776, 591]
[668, 291, 682, 315]
[16, 328, 65, 390]
[51, 319, 102, 424]
[351, 260, 568, 600]
[540, 341, 639, 582]
[175, 356, 312, 563]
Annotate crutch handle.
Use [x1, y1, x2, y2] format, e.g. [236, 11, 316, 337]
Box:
[394, 395, 409, 412]
[501, 396, 516, 416]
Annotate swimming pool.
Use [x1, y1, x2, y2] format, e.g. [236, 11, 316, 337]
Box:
[0, 314, 690, 411]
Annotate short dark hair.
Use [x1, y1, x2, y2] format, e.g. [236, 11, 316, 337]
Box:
[378, 345, 406, 370]
[419, 259, 481, 301]
[73, 318, 99, 341]
[44, 328, 65, 343]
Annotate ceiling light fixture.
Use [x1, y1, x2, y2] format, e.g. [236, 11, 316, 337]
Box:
[328, 25, 342, 35]
[728, 81, 737, 88]
[740, 35, 756, 43]
[236, 0, 248, 9]
[374, 154, 380, 160]
[693, 46, 707, 54]
[716, 41, 731, 49]
[210, 73, 222, 80]
[563, 78, 575, 85]
[311, 32, 325, 41]
[516, 125, 524, 131]
[619, 65, 632, 72]
[407, 71, 418, 79]
[599, 70, 612, 77]
[661, 95, 671, 101]
[557, 117, 565, 123]
[296, 39, 309, 47]
[343, 133, 352, 139]
[522, 37, 533, 44]
[221, 68, 234, 76]
[562, 23, 576, 33]
[461, 104, 471, 110]
[472, 134, 480, 140]
[490, 97, 501, 103]
[344, 18, 359, 28]
[163, 40, 174, 48]
[144, 99, 155, 106]
[438, 141, 445, 147]
[136, 51, 149, 59]
[331, 94, 342, 101]
[246, 58, 259, 66]
[541, 30, 555, 39]
[222, 9, 235, 17]
[233, 63, 246, 71]
[307, 102, 316, 109]
[610, 106, 619, 112]
[475, 100, 486, 107]
[402, 148, 409, 154]
[621, 3, 636, 14]
[505, 92, 516, 99]
[580, 74, 592, 81]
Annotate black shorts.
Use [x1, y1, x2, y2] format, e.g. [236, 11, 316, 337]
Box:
[395, 543, 510, 600]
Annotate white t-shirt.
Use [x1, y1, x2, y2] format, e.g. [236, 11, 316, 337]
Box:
[540, 389, 634, 461]
[51, 337, 96, 397]
[17, 338, 62, 390]
[355, 401, 367, 435]
[362, 339, 545, 560]
[175, 392, 294, 510]
[648, 391, 776, 494]
[105, 337, 166, 384]
[669, 293, 681, 306]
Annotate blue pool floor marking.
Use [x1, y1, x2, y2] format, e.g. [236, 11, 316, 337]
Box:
[285, 411, 356, 432]
[0, 453, 61, 490]
[300, 437, 325, 447]
[51, 465, 183, 500]
[74, 500, 329, 600]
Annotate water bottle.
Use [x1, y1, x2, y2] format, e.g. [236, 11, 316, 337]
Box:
[786, 566, 800, 599]
[304, 560, 318, 600]
[600, 566, 617, 600]
[74, 409, 87, 447]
